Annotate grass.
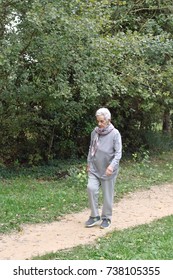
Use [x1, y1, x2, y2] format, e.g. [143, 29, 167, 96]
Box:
[0, 164, 87, 233]
[33, 215, 173, 260]
[0, 151, 173, 234]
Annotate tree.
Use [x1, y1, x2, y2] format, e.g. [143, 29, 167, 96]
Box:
[0, 0, 173, 165]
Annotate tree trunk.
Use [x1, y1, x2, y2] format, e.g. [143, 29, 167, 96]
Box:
[162, 109, 171, 134]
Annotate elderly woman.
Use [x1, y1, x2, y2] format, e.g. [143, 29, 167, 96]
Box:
[85, 108, 122, 229]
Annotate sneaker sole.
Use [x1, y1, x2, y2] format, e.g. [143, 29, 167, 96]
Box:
[85, 220, 101, 228]
[100, 223, 111, 229]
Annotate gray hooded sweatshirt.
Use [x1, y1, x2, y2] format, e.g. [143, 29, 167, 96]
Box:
[87, 123, 122, 180]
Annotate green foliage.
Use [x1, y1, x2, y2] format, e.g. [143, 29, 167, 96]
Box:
[144, 130, 173, 152]
[0, 0, 173, 165]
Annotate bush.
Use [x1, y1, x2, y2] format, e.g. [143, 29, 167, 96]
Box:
[144, 130, 173, 153]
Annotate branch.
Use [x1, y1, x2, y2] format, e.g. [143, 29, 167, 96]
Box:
[19, 31, 36, 57]
[132, 6, 173, 14]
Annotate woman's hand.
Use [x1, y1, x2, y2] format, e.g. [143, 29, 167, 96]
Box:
[106, 165, 113, 176]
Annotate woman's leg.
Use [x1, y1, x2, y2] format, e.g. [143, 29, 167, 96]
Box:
[101, 177, 117, 220]
[87, 173, 100, 217]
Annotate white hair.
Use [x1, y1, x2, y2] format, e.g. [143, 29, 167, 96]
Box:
[95, 108, 111, 121]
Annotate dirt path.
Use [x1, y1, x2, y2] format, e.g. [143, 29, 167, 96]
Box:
[0, 183, 173, 260]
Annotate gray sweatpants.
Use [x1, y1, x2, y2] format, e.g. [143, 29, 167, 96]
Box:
[87, 172, 117, 220]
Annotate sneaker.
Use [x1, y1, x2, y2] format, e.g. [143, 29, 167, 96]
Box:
[85, 216, 100, 227]
[100, 218, 111, 229]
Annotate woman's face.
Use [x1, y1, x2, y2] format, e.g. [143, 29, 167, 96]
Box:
[96, 115, 109, 129]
